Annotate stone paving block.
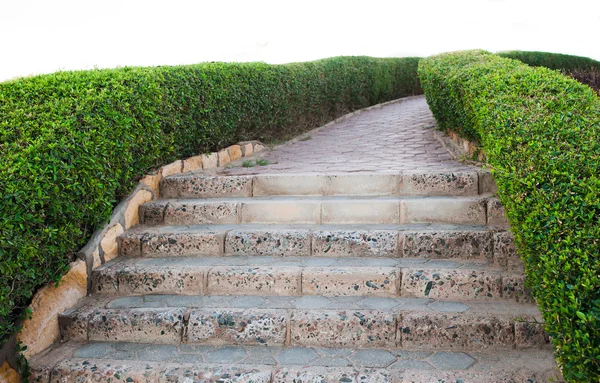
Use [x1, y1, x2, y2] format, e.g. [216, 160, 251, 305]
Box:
[58, 308, 91, 342]
[401, 197, 486, 225]
[321, 199, 400, 224]
[400, 268, 503, 301]
[161, 175, 253, 198]
[324, 174, 400, 196]
[253, 174, 327, 196]
[501, 275, 532, 303]
[186, 309, 287, 346]
[135, 344, 180, 361]
[226, 229, 310, 256]
[241, 200, 320, 224]
[293, 296, 331, 309]
[312, 229, 399, 257]
[514, 321, 550, 349]
[487, 198, 509, 226]
[290, 310, 396, 348]
[428, 351, 476, 370]
[204, 346, 248, 363]
[273, 367, 359, 383]
[88, 308, 184, 343]
[113, 266, 206, 295]
[427, 301, 470, 313]
[400, 172, 478, 196]
[302, 267, 398, 297]
[400, 230, 492, 260]
[349, 349, 396, 368]
[139, 201, 167, 225]
[400, 312, 514, 350]
[478, 172, 498, 194]
[202, 153, 219, 169]
[118, 232, 141, 257]
[276, 348, 319, 365]
[357, 297, 402, 310]
[139, 229, 224, 257]
[312, 357, 353, 367]
[207, 266, 301, 296]
[493, 231, 522, 271]
[163, 200, 240, 225]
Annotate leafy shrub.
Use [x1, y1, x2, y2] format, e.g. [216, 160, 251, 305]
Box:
[498, 50, 600, 96]
[498, 50, 600, 71]
[419, 50, 600, 382]
[0, 56, 422, 345]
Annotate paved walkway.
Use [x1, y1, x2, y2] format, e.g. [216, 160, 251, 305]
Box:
[221, 96, 475, 174]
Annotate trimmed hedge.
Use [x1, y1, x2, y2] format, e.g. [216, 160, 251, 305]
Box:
[498, 50, 600, 71]
[419, 50, 600, 382]
[0, 56, 422, 345]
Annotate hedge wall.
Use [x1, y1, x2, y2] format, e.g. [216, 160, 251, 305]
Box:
[0, 56, 422, 343]
[498, 50, 600, 71]
[419, 50, 600, 382]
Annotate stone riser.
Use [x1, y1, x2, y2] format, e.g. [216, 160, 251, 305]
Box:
[59, 306, 548, 350]
[160, 172, 487, 198]
[139, 197, 508, 226]
[119, 226, 519, 270]
[92, 263, 530, 302]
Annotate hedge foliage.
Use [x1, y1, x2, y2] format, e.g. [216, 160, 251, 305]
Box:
[419, 50, 600, 382]
[498, 50, 600, 71]
[0, 56, 422, 343]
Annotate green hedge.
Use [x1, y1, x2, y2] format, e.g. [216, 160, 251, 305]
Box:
[419, 50, 600, 382]
[498, 50, 600, 71]
[0, 56, 422, 345]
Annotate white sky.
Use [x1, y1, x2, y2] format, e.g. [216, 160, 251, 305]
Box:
[1, 0, 599, 82]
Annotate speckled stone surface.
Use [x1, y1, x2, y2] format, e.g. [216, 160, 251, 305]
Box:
[487, 198, 509, 227]
[226, 229, 311, 257]
[302, 267, 398, 297]
[140, 229, 224, 257]
[163, 200, 240, 225]
[400, 312, 514, 350]
[401, 197, 487, 225]
[400, 229, 492, 260]
[186, 309, 287, 345]
[312, 229, 399, 257]
[493, 231, 523, 271]
[514, 321, 551, 349]
[207, 266, 301, 296]
[400, 172, 478, 196]
[92, 264, 206, 295]
[290, 310, 396, 347]
[401, 268, 503, 300]
[88, 308, 184, 343]
[161, 175, 253, 198]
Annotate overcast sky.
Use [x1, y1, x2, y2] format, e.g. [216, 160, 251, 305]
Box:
[1, 0, 599, 82]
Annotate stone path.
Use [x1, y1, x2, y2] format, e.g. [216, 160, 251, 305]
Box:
[220, 96, 475, 174]
[28, 96, 563, 382]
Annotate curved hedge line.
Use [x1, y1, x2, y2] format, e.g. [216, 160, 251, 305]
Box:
[419, 50, 600, 382]
[0, 56, 422, 343]
[498, 50, 600, 71]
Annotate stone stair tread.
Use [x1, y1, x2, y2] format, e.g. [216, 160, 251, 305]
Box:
[147, 195, 490, 203]
[29, 342, 563, 382]
[68, 294, 544, 317]
[99, 255, 495, 269]
[124, 223, 493, 234]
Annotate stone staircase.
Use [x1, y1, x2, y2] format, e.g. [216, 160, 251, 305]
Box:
[29, 171, 562, 382]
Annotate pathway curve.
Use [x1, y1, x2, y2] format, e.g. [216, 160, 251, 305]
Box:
[221, 96, 476, 174]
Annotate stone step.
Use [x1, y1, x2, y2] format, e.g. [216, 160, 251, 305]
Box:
[118, 224, 519, 270]
[59, 295, 547, 350]
[29, 343, 562, 383]
[91, 257, 530, 302]
[139, 196, 506, 226]
[159, 171, 484, 198]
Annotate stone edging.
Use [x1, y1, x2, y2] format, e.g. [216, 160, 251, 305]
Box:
[435, 129, 487, 164]
[10, 141, 268, 367]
